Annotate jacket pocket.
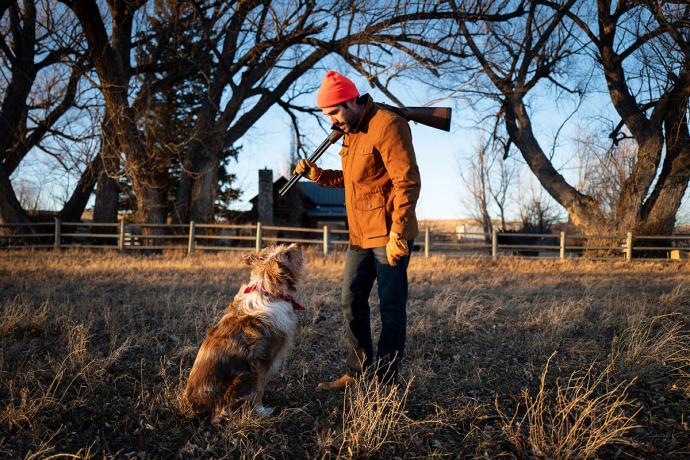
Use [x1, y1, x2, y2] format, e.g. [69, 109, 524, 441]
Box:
[352, 145, 380, 179]
[354, 191, 388, 239]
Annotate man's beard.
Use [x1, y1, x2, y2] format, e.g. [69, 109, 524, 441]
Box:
[340, 115, 357, 132]
[334, 122, 352, 133]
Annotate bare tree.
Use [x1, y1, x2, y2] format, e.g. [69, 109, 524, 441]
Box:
[169, 0, 464, 223]
[484, 134, 515, 231]
[460, 139, 493, 237]
[54, 0, 162, 227]
[91, 114, 120, 224]
[571, 0, 690, 235]
[574, 126, 637, 219]
[459, 134, 515, 237]
[463, 125, 518, 232]
[53, 0, 464, 226]
[444, 0, 690, 235]
[0, 0, 89, 230]
[518, 189, 558, 234]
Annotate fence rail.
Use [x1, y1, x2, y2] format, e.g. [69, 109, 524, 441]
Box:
[1, 219, 689, 261]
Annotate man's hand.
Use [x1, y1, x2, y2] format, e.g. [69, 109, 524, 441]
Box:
[294, 159, 322, 181]
[386, 231, 408, 267]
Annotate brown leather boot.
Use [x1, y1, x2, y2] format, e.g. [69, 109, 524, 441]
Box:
[316, 374, 356, 391]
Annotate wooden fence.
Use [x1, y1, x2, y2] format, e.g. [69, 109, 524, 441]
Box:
[1, 219, 689, 261]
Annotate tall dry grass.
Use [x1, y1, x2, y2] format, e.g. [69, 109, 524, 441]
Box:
[315, 372, 458, 459]
[1, 249, 689, 458]
[610, 315, 690, 397]
[316, 375, 416, 458]
[498, 353, 641, 459]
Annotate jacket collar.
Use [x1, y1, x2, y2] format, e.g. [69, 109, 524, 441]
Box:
[351, 94, 377, 134]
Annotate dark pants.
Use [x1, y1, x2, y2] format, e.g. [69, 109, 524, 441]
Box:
[341, 243, 412, 383]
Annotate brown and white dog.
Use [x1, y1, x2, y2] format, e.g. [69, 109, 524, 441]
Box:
[184, 243, 305, 421]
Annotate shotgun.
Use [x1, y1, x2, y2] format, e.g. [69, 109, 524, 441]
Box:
[278, 104, 452, 196]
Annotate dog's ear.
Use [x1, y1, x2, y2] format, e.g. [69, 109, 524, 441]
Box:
[262, 257, 285, 286]
[242, 253, 258, 266]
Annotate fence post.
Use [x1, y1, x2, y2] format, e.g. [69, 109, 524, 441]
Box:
[625, 231, 633, 261]
[118, 220, 125, 252]
[255, 222, 262, 252]
[322, 225, 329, 256]
[491, 228, 498, 261]
[424, 227, 430, 258]
[187, 221, 196, 256]
[54, 218, 61, 251]
[560, 231, 566, 260]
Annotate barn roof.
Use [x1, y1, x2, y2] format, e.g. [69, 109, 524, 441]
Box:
[249, 177, 345, 208]
[298, 182, 345, 206]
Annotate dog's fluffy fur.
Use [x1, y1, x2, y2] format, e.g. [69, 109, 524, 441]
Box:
[184, 243, 304, 420]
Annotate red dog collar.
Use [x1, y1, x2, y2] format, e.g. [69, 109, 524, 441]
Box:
[243, 284, 305, 311]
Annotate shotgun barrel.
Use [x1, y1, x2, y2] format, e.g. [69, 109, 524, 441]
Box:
[277, 103, 452, 197]
[278, 128, 344, 197]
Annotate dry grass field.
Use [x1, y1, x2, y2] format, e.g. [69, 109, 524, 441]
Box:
[1, 249, 689, 459]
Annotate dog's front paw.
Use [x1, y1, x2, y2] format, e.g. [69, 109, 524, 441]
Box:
[254, 406, 274, 417]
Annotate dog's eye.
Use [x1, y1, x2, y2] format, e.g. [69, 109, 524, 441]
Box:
[286, 252, 291, 260]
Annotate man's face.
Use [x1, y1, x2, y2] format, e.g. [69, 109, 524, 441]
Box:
[322, 99, 360, 133]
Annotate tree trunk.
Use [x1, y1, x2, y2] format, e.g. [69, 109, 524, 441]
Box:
[0, 164, 32, 234]
[190, 153, 219, 223]
[0, 1, 35, 156]
[0, 1, 35, 234]
[173, 167, 192, 224]
[89, 171, 120, 245]
[134, 178, 166, 246]
[637, 110, 690, 235]
[63, 0, 157, 228]
[505, 97, 609, 235]
[59, 154, 102, 222]
[638, 183, 688, 235]
[479, 196, 492, 244]
[90, 113, 120, 224]
[496, 203, 507, 231]
[175, 141, 219, 224]
[93, 173, 119, 224]
[135, 184, 166, 224]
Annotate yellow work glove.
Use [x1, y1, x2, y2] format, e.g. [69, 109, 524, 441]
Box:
[294, 159, 322, 181]
[386, 231, 408, 267]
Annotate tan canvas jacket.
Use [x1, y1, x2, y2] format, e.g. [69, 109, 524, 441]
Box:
[314, 95, 421, 249]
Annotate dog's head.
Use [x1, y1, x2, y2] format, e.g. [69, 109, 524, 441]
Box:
[242, 243, 304, 294]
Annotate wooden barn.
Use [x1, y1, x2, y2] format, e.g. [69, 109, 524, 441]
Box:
[247, 169, 347, 229]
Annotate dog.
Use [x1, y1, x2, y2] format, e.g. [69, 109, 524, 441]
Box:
[184, 243, 305, 421]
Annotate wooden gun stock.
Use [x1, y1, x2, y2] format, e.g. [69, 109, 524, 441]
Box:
[377, 104, 452, 132]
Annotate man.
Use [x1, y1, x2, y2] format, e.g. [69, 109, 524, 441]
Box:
[294, 70, 421, 389]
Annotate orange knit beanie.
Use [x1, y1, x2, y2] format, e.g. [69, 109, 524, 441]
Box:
[316, 70, 360, 108]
